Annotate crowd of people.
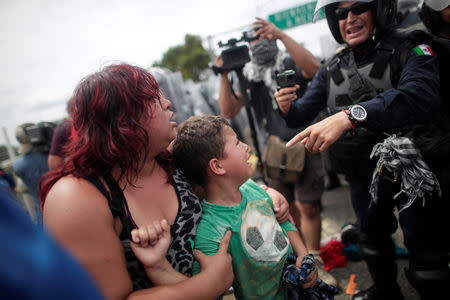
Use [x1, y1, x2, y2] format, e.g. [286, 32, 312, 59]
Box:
[2, 0, 449, 299]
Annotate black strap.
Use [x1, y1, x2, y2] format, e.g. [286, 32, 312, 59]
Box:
[347, 50, 377, 103]
[369, 48, 394, 79]
[85, 174, 135, 240]
[85, 176, 114, 211]
[328, 58, 345, 85]
[279, 153, 287, 180]
[370, 29, 409, 81]
[103, 174, 137, 237]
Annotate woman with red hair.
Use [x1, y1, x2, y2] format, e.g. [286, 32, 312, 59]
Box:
[40, 63, 236, 300]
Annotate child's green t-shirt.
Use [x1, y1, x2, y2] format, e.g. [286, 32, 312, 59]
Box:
[193, 179, 297, 300]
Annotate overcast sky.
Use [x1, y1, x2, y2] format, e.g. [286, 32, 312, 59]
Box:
[0, 0, 332, 146]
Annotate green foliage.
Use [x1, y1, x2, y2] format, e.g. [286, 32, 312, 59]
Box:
[153, 34, 210, 81]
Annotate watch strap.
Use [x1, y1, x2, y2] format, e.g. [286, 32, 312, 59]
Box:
[342, 109, 356, 136]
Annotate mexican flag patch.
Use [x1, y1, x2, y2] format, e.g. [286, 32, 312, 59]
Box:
[413, 44, 434, 56]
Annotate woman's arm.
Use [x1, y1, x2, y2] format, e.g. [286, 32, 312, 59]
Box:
[215, 55, 244, 119]
[43, 176, 134, 300]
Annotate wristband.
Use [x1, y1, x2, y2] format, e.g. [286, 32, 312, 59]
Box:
[342, 109, 356, 136]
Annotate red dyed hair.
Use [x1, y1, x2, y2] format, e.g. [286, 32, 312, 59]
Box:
[40, 63, 173, 206]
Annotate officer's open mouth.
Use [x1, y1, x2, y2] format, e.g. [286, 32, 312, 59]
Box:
[347, 25, 363, 35]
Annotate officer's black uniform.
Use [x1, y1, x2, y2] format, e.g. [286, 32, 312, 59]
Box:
[281, 0, 450, 299]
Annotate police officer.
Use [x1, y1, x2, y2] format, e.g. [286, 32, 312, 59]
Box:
[420, 0, 450, 110]
[420, 0, 450, 39]
[275, 0, 449, 299]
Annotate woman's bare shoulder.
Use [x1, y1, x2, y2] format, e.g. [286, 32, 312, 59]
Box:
[43, 176, 134, 300]
[43, 175, 114, 231]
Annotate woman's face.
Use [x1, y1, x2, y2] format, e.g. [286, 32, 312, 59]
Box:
[142, 96, 177, 154]
[441, 6, 450, 23]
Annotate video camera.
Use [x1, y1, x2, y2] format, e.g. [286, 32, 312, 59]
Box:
[25, 121, 56, 152]
[212, 27, 261, 74]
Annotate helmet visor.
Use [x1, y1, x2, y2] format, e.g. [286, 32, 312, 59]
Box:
[424, 0, 450, 11]
[313, 0, 375, 22]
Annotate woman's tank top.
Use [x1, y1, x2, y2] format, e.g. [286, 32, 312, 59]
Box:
[86, 169, 202, 290]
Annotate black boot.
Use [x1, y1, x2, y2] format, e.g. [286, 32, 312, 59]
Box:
[353, 234, 405, 300]
[405, 251, 450, 300]
[351, 286, 376, 300]
[325, 171, 341, 190]
[351, 284, 404, 300]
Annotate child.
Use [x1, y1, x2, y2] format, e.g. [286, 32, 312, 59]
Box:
[172, 115, 318, 299]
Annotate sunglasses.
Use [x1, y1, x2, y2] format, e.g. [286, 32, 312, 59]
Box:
[335, 2, 373, 20]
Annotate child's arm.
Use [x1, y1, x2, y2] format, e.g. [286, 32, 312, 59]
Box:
[286, 230, 308, 259]
[130, 219, 188, 285]
[262, 185, 292, 224]
[286, 230, 318, 289]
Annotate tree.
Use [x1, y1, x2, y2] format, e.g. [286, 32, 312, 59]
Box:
[153, 34, 210, 81]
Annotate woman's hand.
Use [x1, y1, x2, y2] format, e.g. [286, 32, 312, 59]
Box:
[130, 219, 171, 269]
[195, 231, 234, 292]
[266, 187, 293, 224]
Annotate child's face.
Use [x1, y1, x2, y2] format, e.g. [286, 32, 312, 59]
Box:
[220, 126, 253, 182]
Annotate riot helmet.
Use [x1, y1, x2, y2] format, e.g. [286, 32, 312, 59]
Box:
[419, 0, 450, 35]
[314, 0, 397, 44]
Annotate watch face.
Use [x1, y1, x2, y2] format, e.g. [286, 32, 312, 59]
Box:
[351, 105, 367, 121]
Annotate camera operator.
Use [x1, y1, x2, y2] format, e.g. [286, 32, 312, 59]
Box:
[215, 18, 337, 288]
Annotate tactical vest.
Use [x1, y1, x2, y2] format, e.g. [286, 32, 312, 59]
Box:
[326, 47, 393, 109]
[323, 37, 403, 177]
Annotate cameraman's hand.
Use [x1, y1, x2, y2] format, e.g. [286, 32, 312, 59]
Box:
[215, 54, 225, 68]
[274, 85, 299, 114]
[214, 54, 229, 76]
[254, 17, 285, 41]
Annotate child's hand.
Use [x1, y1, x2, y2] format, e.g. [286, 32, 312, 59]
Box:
[296, 255, 318, 289]
[267, 187, 292, 224]
[130, 219, 171, 268]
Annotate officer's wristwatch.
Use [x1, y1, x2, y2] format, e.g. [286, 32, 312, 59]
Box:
[346, 104, 367, 125]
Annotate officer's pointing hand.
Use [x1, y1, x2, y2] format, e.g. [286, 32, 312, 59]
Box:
[286, 111, 352, 153]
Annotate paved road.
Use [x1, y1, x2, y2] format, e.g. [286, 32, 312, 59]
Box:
[320, 180, 419, 300]
[225, 177, 420, 300]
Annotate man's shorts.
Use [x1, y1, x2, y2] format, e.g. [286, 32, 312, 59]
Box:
[266, 151, 324, 204]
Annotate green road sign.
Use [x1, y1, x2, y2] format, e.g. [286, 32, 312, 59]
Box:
[268, 1, 325, 30]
